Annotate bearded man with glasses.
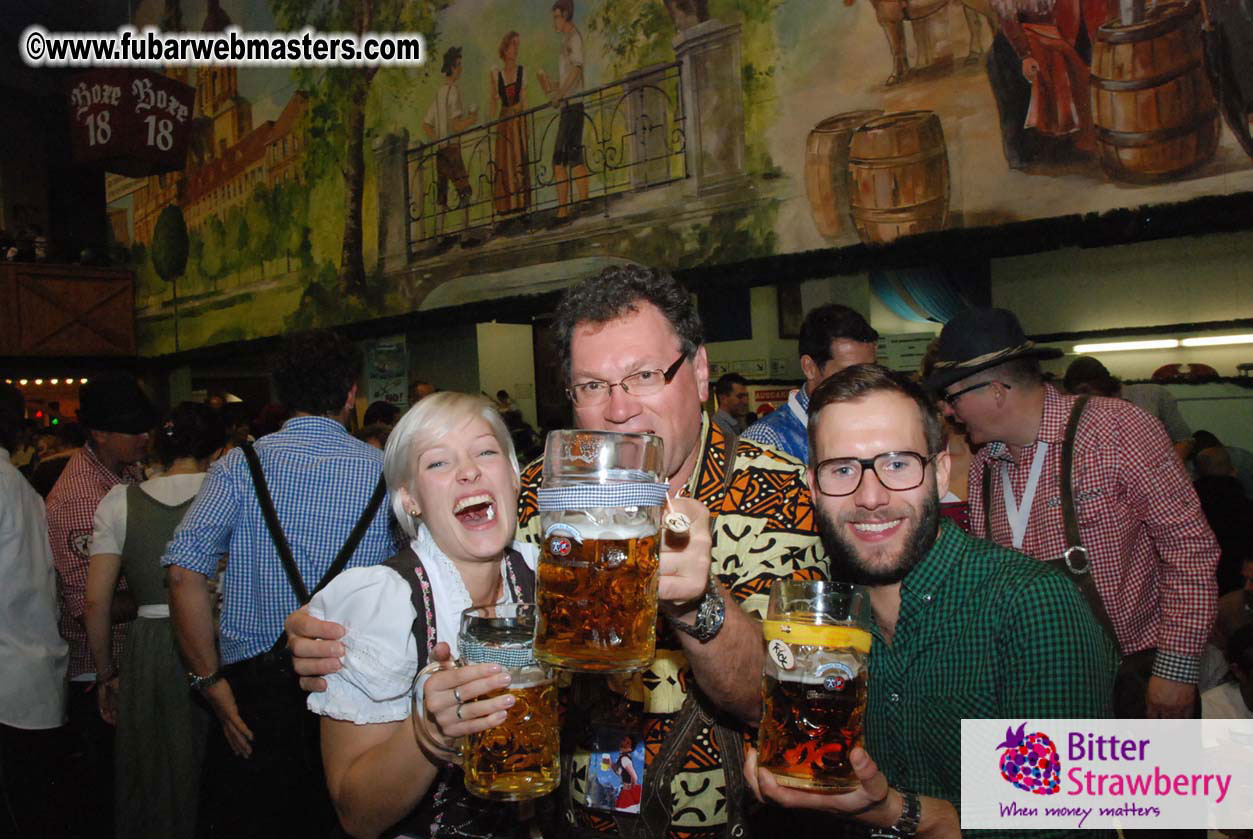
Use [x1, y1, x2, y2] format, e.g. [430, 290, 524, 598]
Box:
[744, 363, 1118, 839]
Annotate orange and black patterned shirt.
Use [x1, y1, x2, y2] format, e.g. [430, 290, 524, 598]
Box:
[516, 415, 825, 838]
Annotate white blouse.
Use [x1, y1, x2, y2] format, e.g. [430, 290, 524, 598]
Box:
[89, 473, 207, 556]
[307, 524, 537, 725]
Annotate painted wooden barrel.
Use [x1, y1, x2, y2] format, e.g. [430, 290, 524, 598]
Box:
[804, 110, 883, 238]
[1091, 2, 1220, 182]
[847, 110, 950, 245]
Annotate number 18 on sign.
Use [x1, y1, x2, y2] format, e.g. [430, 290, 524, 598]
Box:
[67, 69, 194, 176]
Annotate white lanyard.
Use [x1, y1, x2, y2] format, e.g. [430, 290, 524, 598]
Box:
[1000, 441, 1048, 550]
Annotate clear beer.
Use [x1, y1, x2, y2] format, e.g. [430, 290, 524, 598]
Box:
[758, 581, 873, 793]
[535, 430, 668, 673]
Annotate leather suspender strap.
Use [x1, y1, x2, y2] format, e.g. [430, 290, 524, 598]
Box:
[241, 442, 309, 604]
[1053, 398, 1119, 645]
[1058, 396, 1090, 572]
[240, 441, 388, 604]
[328, 475, 389, 594]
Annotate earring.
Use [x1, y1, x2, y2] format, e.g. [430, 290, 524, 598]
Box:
[407, 509, 420, 519]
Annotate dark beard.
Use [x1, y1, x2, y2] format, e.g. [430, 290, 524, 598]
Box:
[816, 489, 941, 586]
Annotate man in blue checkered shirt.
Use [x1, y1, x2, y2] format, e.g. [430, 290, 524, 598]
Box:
[164, 330, 396, 839]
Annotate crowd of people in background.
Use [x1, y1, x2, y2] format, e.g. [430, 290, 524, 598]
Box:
[1, 265, 1250, 839]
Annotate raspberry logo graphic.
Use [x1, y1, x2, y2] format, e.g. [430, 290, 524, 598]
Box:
[996, 722, 1061, 795]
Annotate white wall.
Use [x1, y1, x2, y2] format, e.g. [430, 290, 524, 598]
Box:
[476, 322, 537, 428]
[990, 231, 1253, 451]
[992, 231, 1253, 380]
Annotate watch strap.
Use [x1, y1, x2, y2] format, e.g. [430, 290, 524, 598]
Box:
[667, 576, 726, 643]
[188, 669, 224, 692]
[870, 790, 921, 839]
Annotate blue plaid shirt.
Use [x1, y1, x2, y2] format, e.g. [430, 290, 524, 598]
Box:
[162, 416, 397, 664]
[742, 386, 810, 463]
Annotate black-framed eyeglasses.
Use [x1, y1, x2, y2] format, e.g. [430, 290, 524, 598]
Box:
[813, 451, 937, 497]
[566, 352, 688, 406]
[940, 380, 1011, 406]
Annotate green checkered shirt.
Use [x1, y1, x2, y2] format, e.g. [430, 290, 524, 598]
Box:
[862, 520, 1120, 839]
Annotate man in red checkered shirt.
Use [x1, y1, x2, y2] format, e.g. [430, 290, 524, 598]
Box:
[46, 373, 155, 835]
[925, 308, 1219, 719]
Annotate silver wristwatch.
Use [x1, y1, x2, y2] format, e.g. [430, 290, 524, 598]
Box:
[870, 790, 921, 839]
[187, 669, 224, 692]
[667, 577, 726, 643]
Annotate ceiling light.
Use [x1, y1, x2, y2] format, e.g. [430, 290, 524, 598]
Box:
[34, 378, 43, 385]
[80, 378, 89, 384]
[19, 379, 28, 386]
[1073, 339, 1179, 353]
[50, 378, 58, 385]
[1179, 334, 1253, 347]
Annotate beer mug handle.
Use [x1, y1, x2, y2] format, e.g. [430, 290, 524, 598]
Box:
[411, 660, 463, 765]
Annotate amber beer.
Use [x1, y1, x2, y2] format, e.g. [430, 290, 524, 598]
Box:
[535, 523, 660, 672]
[413, 603, 558, 801]
[462, 677, 560, 801]
[758, 667, 868, 792]
[536, 430, 667, 673]
[759, 580, 873, 793]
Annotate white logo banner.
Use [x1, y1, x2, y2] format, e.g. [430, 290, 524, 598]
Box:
[960, 719, 1253, 830]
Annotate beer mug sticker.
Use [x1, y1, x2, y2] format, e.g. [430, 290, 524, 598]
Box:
[768, 639, 796, 671]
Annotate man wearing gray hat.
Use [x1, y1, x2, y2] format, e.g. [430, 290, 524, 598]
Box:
[925, 308, 1219, 720]
[46, 371, 158, 835]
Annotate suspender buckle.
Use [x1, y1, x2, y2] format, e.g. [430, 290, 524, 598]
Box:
[1061, 545, 1089, 574]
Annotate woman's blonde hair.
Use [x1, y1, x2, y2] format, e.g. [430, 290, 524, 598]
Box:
[383, 392, 520, 539]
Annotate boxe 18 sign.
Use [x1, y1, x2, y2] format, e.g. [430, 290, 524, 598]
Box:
[68, 68, 194, 176]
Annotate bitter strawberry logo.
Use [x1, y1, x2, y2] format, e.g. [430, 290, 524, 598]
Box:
[996, 722, 1061, 795]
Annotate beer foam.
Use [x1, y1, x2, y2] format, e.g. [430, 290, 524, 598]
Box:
[507, 674, 556, 691]
[542, 512, 658, 541]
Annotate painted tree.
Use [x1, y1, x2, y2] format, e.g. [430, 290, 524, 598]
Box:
[269, 0, 448, 297]
[151, 205, 190, 351]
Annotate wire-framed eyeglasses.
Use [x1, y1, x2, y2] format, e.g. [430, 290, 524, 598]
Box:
[566, 352, 688, 406]
[813, 451, 937, 497]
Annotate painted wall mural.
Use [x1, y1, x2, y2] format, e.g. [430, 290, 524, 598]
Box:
[107, 0, 1253, 355]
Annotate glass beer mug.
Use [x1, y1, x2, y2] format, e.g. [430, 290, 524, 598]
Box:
[534, 430, 669, 672]
[415, 603, 559, 801]
[758, 580, 873, 792]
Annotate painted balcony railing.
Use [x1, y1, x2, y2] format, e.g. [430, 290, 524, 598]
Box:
[405, 61, 686, 252]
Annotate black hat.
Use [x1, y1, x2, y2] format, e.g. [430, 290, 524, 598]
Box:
[922, 308, 1062, 392]
[77, 374, 160, 434]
